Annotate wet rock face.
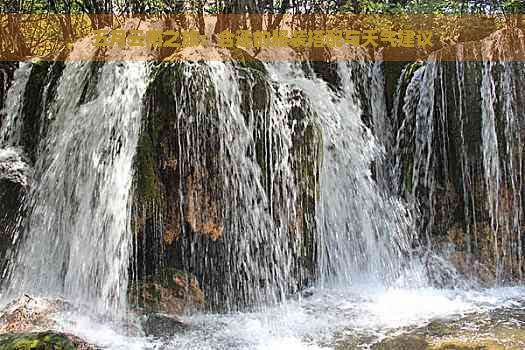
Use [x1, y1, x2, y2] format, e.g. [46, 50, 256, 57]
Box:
[129, 268, 204, 315]
[0, 61, 65, 275]
[0, 62, 18, 113]
[132, 61, 226, 291]
[20, 61, 65, 163]
[334, 303, 525, 349]
[390, 29, 525, 285]
[0, 296, 94, 349]
[0, 296, 72, 333]
[0, 148, 31, 275]
[131, 58, 323, 310]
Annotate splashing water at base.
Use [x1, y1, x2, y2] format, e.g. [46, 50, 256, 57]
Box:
[42, 285, 525, 350]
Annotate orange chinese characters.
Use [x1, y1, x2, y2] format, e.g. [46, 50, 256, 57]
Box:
[128, 30, 145, 47]
[362, 30, 378, 47]
[271, 30, 288, 47]
[253, 30, 271, 48]
[380, 30, 397, 47]
[146, 31, 163, 47]
[236, 30, 253, 48]
[344, 30, 360, 47]
[92, 30, 109, 46]
[326, 30, 344, 48]
[289, 30, 307, 48]
[417, 30, 433, 47]
[163, 31, 180, 48]
[308, 30, 325, 48]
[181, 30, 202, 47]
[110, 30, 126, 47]
[217, 30, 235, 48]
[398, 30, 415, 47]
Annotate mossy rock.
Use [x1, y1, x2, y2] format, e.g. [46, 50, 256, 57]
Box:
[134, 58, 323, 309]
[228, 47, 267, 75]
[372, 335, 429, 350]
[129, 268, 205, 315]
[431, 340, 505, 350]
[0, 332, 91, 350]
[423, 320, 457, 338]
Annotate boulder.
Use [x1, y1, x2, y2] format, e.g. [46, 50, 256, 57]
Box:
[141, 313, 188, 337]
[0, 295, 72, 333]
[372, 335, 429, 350]
[129, 268, 204, 316]
[0, 331, 92, 350]
[0, 296, 93, 349]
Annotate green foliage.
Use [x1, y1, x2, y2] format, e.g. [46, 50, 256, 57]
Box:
[2, 0, 523, 16]
[341, 0, 519, 14]
[358, 0, 405, 14]
[503, 0, 525, 14]
[205, 2, 225, 14]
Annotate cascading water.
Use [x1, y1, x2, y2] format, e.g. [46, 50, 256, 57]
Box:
[167, 61, 299, 309]
[266, 61, 424, 287]
[391, 42, 525, 284]
[0, 62, 33, 280]
[4, 61, 148, 317]
[0, 62, 31, 147]
[0, 29, 524, 350]
[133, 58, 423, 318]
[480, 61, 525, 282]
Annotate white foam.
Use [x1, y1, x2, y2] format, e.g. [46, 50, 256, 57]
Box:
[48, 285, 525, 349]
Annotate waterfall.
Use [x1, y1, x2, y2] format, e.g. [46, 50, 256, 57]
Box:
[480, 61, 524, 282]
[4, 62, 148, 317]
[1, 47, 524, 350]
[481, 62, 503, 279]
[266, 62, 424, 288]
[0, 63, 31, 147]
[133, 59, 426, 315]
[0, 63, 33, 279]
[393, 58, 525, 285]
[0, 58, 422, 319]
[140, 61, 304, 310]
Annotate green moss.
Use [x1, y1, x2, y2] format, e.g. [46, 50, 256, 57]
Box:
[404, 61, 423, 83]
[394, 61, 425, 196]
[134, 62, 188, 215]
[431, 341, 504, 350]
[0, 332, 80, 350]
